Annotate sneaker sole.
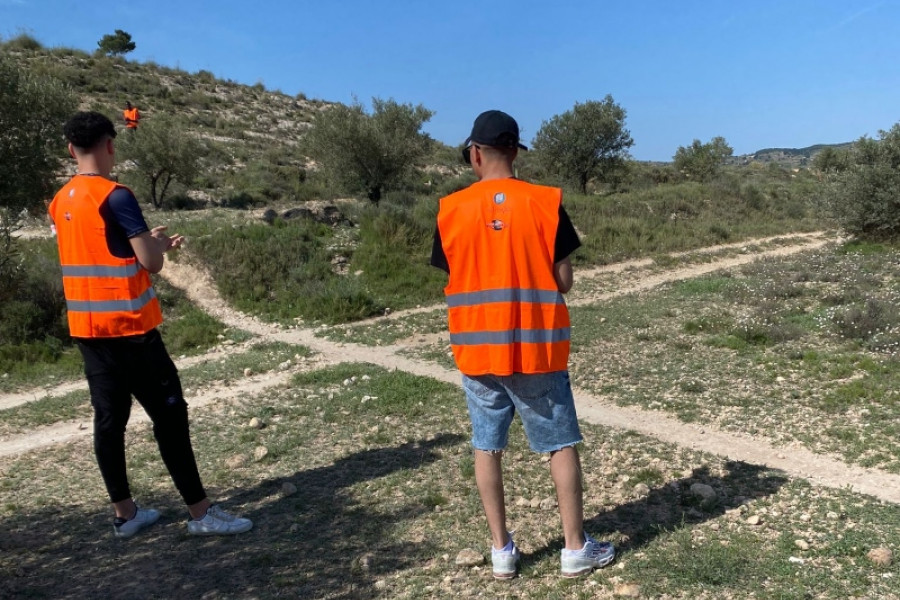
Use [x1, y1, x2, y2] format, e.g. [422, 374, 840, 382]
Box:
[561, 554, 615, 577]
[492, 570, 517, 580]
[187, 524, 253, 536]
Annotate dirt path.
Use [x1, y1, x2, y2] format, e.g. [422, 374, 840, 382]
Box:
[7, 230, 900, 503]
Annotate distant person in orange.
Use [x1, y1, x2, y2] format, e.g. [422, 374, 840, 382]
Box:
[49, 111, 253, 539]
[123, 101, 140, 130]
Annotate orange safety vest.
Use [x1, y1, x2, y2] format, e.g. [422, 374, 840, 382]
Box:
[123, 107, 139, 128]
[437, 178, 570, 375]
[49, 175, 163, 338]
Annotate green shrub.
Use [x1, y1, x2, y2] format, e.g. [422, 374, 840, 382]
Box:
[832, 299, 899, 343]
[2, 33, 43, 51]
[822, 124, 900, 241]
[187, 219, 382, 324]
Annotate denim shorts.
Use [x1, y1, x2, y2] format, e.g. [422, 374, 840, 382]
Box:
[462, 371, 582, 454]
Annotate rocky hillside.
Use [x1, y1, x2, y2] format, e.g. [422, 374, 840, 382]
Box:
[6, 42, 327, 154]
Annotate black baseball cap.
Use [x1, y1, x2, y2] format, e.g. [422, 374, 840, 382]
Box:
[464, 110, 528, 150]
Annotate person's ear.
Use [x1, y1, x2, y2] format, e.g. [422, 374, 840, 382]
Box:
[68, 143, 76, 159]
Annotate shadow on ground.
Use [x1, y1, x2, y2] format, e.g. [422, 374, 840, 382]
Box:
[529, 461, 788, 564]
[0, 433, 465, 600]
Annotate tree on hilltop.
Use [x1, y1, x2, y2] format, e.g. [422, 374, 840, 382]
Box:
[97, 29, 136, 57]
[532, 96, 633, 194]
[302, 97, 434, 203]
[673, 136, 733, 181]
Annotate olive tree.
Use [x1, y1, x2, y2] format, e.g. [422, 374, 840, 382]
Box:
[97, 29, 136, 57]
[0, 55, 73, 311]
[821, 124, 900, 241]
[812, 146, 851, 174]
[117, 116, 203, 208]
[0, 55, 76, 216]
[302, 97, 433, 203]
[673, 136, 733, 181]
[532, 96, 633, 194]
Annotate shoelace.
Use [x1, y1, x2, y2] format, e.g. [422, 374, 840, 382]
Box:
[209, 506, 236, 521]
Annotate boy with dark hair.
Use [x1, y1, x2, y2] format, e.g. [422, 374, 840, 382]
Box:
[49, 111, 252, 538]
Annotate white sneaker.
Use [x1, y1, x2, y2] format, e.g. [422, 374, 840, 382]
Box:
[560, 532, 615, 577]
[187, 505, 253, 536]
[491, 533, 520, 580]
[113, 506, 160, 539]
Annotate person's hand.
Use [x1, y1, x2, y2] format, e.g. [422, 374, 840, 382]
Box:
[150, 226, 185, 252]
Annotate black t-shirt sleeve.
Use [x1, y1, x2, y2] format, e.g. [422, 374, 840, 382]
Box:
[99, 187, 150, 259]
[107, 187, 150, 238]
[554, 205, 581, 262]
[430, 227, 449, 273]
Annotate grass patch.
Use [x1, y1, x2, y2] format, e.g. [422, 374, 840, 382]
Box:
[2, 365, 898, 598]
[567, 244, 900, 471]
[0, 342, 310, 435]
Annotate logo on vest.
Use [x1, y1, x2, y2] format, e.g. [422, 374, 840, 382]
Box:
[69, 189, 75, 197]
[64, 212, 72, 221]
[489, 219, 505, 231]
[493, 192, 505, 205]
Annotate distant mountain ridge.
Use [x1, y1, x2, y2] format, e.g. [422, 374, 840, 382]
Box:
[730, 142, 854, 167]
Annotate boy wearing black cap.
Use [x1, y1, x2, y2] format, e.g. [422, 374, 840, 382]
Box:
[431, 110, 615, 578]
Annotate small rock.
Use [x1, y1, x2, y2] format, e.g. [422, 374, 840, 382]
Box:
[633, 483, 651, 496]
[690, 483, 718, 508]
[357, 552, 375, 571]
[225, 455, 245, 469]
[746, 515, 762, 526]
[253, 446, 269, 461]
[788, 556, 805, 564]
[454, 548, 485, 567]
[78, 423, 88, 430]
[826, 511, 840, 520]
[540, 497, 557, 510]
[794, 539, 810, 550]
[374, 580, 387, 590]
[278, 360, 292, 371]
[243, 368, 253, 377]
[868, 547, 893, 566]
[614, 583, 641, 597]
[515, 496, 529, 507]
[281, 482, 297, 496]
[249, 417, 263, 429]
[529, 497, 541, 508]
[343, 378, 353, 386]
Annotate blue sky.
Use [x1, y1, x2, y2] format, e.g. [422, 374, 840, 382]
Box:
[3, 0, 899, 161]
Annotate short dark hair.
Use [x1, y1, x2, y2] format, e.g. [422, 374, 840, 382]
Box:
[63, 111, 117, 149]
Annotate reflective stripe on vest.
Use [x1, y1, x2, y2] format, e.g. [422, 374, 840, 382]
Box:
[438, 178, 570, 375]
[61, 263, 143, 278]
[450, 327, 570, 346]
[65, 287, 157, 313]
[446, 287, 565, 308]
